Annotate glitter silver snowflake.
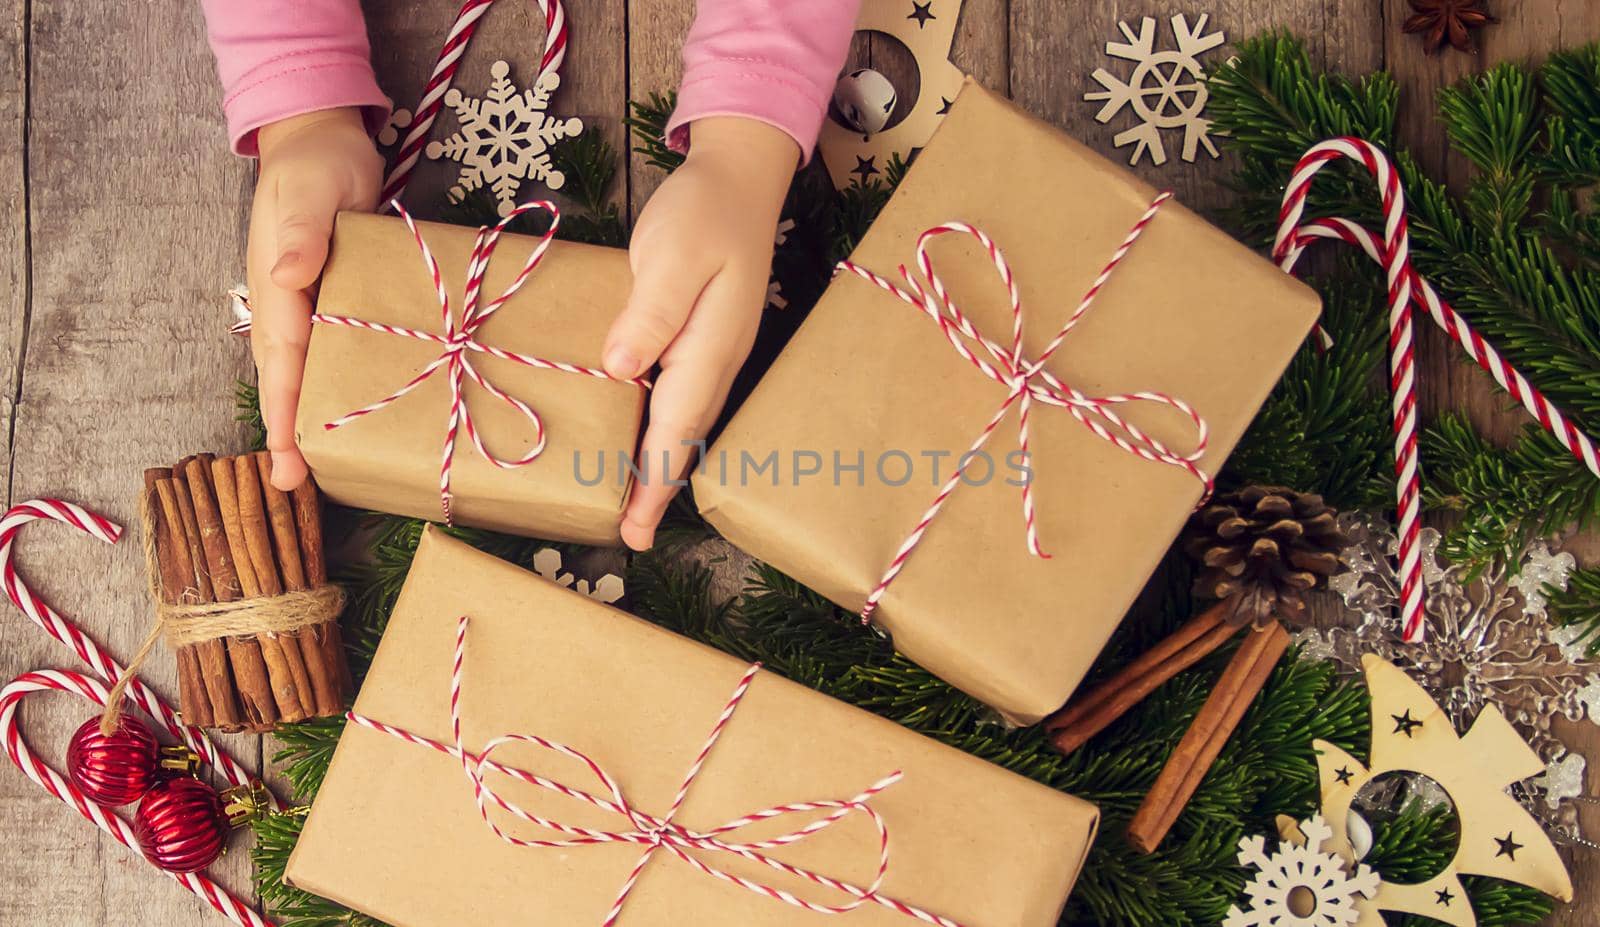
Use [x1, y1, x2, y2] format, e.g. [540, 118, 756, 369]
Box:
[425, 60, 584, 216]
[1297, 512, 1596, 841]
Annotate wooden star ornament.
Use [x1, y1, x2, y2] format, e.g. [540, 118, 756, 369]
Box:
[1278, 656, 1571, 927]
[1403, 0, 1497, 54]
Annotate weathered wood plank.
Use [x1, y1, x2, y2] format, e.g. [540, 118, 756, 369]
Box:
[0, 1, 258, 924]
[363, 0, 628, 222]
[0, 0, 23, 468]
[626, 0, 695, 217]
[1010, 0, 1381, 210]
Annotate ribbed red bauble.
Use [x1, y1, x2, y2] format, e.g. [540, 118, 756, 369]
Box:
[65, 715, 160, 807]
[133, 777, 226, 873]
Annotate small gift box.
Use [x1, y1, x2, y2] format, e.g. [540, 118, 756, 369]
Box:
[287, 527, 1099, 927]
[296, 208, 646, 545]
[693, 80, 1321, 724]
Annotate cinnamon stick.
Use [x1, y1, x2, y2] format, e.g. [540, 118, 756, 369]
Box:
[145, 469, 212, 729]
[253, 452, 318, 714]
[189, 458, 277, 731]
[292, 475, 351, 709]
[157, 475, 241, 731]
[1046, 600, 1239, 755]
[232, 455, 308, 723]
[1126, 622, 1291, 853]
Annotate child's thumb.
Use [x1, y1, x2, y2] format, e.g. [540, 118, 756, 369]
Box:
[270, 195, 337, 291]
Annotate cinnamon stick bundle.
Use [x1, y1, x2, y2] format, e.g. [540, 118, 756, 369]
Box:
[142, 452, 347, 733]
[1125, 622, 1290, 853]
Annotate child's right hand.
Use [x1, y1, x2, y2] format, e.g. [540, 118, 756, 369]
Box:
[247, 106, 383, 490]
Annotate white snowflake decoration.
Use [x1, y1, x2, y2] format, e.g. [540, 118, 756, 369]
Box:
[377, 107, 414, 148]
[532, 548, 624, 604]
[1224, 815, 1380, 927]
[1085, 13, 1225, 166]
[1298, 512, 1598, 840]
[425, 60, 584, 216]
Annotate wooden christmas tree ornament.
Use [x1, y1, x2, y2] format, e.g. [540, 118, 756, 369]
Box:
[1276, 656, 1572, 926]
[817, 0, 967, 190]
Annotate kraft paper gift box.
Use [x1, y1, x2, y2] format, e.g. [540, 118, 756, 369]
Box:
[286, 527, 1100, 927]
[296, 211, 645, 545]
[694, 80, 1321, 724]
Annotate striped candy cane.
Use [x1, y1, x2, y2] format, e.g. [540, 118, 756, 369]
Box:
[311, 201, 648, 524]
[379, 0, 570, 208]
[1, 670, 272, 927]
[1, 499, 276, 925]
[1273, 137, 1600, 643]
[1, 500, 262, 787]
[347, 615, 972, 927]
[837, 196, 1213, 623]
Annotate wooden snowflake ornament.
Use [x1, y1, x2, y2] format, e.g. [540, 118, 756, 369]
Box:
[1085, 14, 1226, 166]
[424, 60, 584, 216]
[531, 548, 623, 604]
[1225, 815, 1381, 927]
[817, 0, 966, 191]
[1290, 656, 1573, 927]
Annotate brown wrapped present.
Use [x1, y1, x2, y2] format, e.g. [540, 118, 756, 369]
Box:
[296, 209, 646, 545]
[286, 528, 1098, 927]
[694, 81, 1321, 724]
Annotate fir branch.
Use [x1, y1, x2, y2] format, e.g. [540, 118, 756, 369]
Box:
[625, 92, 684, 173]
[1550, 565, 1600, 656]
[235, 381, 267, 452]
[269, 716, 347, 800]
[1423, 414, 1600, 565]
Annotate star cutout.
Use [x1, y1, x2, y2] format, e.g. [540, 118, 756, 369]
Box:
[1494, 831, 1524, 860]
[1391, 709, 1422, 737]
[1435, 887, 1454, 906]
[1333, 766, 1355, 785]
[851, 155, 879, 181]
[907, 0, 935, 28]
[936, 96, 953, 115]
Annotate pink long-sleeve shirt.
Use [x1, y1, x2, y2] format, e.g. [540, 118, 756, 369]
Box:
[201, 1, 859, 162]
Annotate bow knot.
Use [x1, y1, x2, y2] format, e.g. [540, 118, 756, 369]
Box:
[837, 195, 1212, 621]
[348, 616, 967, 927]
[310, 201, 649, 525]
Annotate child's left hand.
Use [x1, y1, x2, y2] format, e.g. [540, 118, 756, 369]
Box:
[602, 117, 798, 550]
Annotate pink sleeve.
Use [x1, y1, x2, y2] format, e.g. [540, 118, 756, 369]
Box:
[666, 0, 860, 163]
[200, 0, 391, 157]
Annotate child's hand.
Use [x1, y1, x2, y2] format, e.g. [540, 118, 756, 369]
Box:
[247, 107, 383, 490]
[604, 117, 798, 550]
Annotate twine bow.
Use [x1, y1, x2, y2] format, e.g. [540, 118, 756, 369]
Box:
[348, 616, 973, 927]
[311, 201, 648, 524]
[837, 194, 1213, 622]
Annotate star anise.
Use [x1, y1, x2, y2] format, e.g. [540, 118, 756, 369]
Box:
[1403, 0, 1497, 54]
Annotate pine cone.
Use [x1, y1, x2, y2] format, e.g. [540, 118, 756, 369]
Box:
[1184, 486, 1350, 628]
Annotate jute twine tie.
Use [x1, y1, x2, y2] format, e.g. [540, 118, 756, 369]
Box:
[99, 491, 344, 734]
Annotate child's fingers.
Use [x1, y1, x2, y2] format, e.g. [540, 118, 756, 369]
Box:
[249, 281, 314, 491]
[605, 244, 711, 381]
[619, 272, 755, 551]
[269, 177, 340, 292]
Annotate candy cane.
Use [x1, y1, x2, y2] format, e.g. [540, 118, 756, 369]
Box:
[379, 0, 570, 207]
[1, 669, 272, 927]
[1274, 137, 1600, 642]
[0, 500, 259, 787]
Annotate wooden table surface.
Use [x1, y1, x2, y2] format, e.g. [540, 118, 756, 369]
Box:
[1, 1, 1596, 924]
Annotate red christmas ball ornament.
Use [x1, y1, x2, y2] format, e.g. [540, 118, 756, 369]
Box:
[133, 777, 226, 873]
[65, 715, 160, 807]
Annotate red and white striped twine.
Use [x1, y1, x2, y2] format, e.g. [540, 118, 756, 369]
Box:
[312, 201, 648, 524]
[837, 196, 1213, 623]
[0, 500, 273, 927]
[379, 0, 569, 208]
[1273, 137, 1600, 643]
[348, 615, 972, 927]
